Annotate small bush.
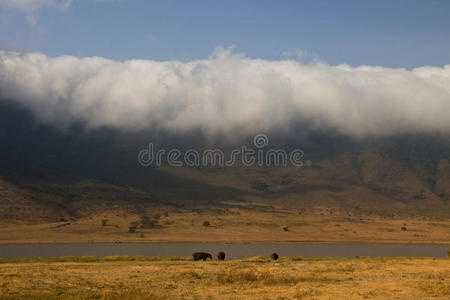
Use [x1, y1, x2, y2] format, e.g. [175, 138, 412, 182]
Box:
[177, 270, 203, 279]
[217, 268, 273, 284]
[216, 268, 323, 285]
[251, 180, 269, 192]
[78, 256, 98, 262]
[48, 256, 78, 262]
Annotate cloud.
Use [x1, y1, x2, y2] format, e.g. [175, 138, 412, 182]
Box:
[0, 0, 119, 11]
[1, 48, 450, 138]
[0, 0, 72, 27]
[281, 48, 307, 61]
[0, 0, 72, 12]
[0, 0, 120, 26]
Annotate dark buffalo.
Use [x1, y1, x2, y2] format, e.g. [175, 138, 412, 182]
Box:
[192, 252, 212, 261]
[271, 253, 279, 260]
[217, 251, 226, 260]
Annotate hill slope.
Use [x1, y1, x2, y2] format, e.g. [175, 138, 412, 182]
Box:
[0, 101, 449, 242]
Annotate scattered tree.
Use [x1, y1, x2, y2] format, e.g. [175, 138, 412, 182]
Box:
[283, 226, 289, 232]
[203, 221, 210, 228]
[101, 219, 107, 226]
[128, 221, 140, 233]
[140, 216, 158, 228]
[154, 213, 161, 220]
[164, 212, 169, 217]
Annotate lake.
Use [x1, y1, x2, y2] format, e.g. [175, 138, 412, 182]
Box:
[0, 243, 448, 259]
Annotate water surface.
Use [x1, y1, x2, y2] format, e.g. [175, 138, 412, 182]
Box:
[0, 243, 448, 259]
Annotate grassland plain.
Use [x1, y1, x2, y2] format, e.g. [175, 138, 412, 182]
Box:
[0, 256, 449, 299]
[1, 208, 450, 243]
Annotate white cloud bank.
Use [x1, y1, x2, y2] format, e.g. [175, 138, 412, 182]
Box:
[1, 49, 450, 138]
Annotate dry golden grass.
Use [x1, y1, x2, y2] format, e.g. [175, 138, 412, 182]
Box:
[0, 257, 449, 299]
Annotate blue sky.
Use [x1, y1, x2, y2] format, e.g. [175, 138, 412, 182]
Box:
[1, 0, 450, 68]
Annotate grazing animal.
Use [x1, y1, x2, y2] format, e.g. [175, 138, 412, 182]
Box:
[271, 253, 279, 260]
[217, 251, 226, 260]
[192, 252, 212, 261]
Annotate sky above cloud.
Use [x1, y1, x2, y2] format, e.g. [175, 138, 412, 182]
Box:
[1, 0, 450, 68]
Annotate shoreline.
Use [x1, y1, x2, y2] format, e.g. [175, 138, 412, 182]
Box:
[1, 240, 450, 244]
[0, 255, 448, 263]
